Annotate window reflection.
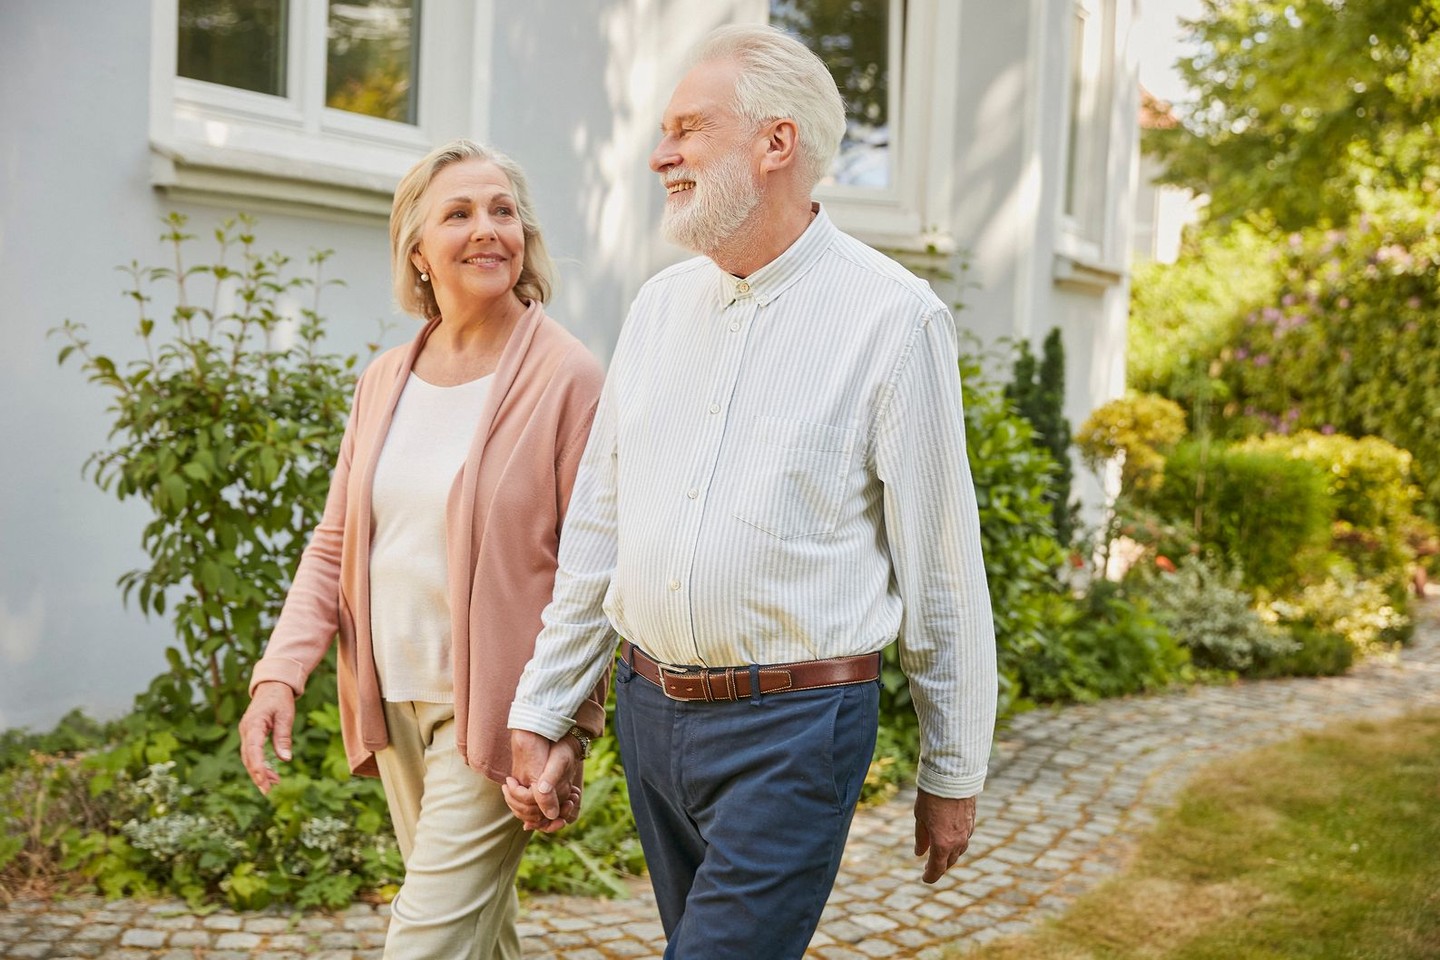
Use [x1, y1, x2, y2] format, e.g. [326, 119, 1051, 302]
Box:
[771, 0, 895, 188]
[178, 0, 288, 97]
[326, 0, 421, 124]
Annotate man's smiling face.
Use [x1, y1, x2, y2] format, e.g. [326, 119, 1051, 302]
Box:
[650, 58, 765, 257]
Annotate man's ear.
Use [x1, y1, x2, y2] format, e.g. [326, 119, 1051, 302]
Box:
[758, 117, 800, 174]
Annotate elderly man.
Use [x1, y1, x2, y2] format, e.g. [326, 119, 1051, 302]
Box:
[505, 23, 997, 959]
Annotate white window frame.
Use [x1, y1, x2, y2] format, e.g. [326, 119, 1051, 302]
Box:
[148, 0, 491, 219]
[760, 0, 958, 255]
[1055, 0, 1113, 268]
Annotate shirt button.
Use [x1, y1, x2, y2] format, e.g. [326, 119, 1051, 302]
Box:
[668, 578, 680, 591]
[736, 280, 751, 294]
[729, 321, 741, 332]
[708, 403, 720, 414]
[687, 488, 699, 499]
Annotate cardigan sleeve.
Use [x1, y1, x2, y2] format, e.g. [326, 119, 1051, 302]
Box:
[551, 344, 611, 739]
[248, 373, 365, 697]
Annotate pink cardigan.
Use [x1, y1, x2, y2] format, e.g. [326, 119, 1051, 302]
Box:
[250, 301, 607, 780]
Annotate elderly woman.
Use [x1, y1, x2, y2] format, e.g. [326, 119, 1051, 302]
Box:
[238, 139, 606, 959]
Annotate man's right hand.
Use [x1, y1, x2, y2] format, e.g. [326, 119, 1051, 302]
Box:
[238, 680, 296, 795]
[504, 729, 582, 832]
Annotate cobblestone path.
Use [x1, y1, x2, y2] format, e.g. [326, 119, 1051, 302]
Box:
[5, 603, 1438, 959]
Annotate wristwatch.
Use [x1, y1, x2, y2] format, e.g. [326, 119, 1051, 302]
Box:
[566, 726, 591, 760]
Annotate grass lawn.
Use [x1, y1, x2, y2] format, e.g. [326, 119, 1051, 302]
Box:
[951, 708, 1440, 960]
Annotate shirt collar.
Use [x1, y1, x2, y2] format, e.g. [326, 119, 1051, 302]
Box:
[715, 202, 835, 308]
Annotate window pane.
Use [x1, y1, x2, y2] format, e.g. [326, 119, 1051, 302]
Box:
[1064, 10, 1086, 218]
[178, 0, 288, 96]
[771, 0, 894, 188]
[326, 0, 420, 124]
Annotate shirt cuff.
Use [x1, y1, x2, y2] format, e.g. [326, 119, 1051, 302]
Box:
[507, 700, 578, 742]
[916, 761, 987, 799]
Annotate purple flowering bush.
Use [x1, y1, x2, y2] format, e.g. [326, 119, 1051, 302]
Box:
[1214, 209, 1440, 517]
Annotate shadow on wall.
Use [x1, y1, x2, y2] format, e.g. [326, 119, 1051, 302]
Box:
[492, 0, 753, 360]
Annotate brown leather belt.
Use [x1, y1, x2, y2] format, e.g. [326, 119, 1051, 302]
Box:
[621, 641, 881, 703]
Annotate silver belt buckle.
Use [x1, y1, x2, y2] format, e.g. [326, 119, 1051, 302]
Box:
[657, 662, 706, 701]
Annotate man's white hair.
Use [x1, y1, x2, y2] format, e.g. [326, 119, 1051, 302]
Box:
[690, 24, 846, 189]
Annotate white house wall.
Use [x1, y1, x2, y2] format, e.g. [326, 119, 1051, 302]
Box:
[1, 2, 408, 731]
[945, 0, 1139, 512]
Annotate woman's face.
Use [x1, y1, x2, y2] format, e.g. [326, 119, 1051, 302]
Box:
[411, 159, 526, 317]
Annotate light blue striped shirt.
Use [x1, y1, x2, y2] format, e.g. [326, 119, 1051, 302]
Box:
[510, 206, 997, 797]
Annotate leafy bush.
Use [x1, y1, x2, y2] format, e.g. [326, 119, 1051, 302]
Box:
[1135, 557, 1297, 675]
[1128, 223, 1279, 401]
[55, 214, 364, 733]
[1213, 208, 1440, 518]
[1147, 441, 1334, 590]
[1257, 574, 1411, 659]
[1, 752, 112, 901]
[0, 710, 118, 773]
[1240, 431, 1421, 586]
[1006, 328, 1076, 542]
[1075, 393, 1189, 494]
[958, 349, 1068, 718]
[51, 214, 403, 907]
[61, 698, 403, 910]
[1, 711, 121, 898]
[1253, 624, 1355, 679]
[1012, 582, 1191, 704]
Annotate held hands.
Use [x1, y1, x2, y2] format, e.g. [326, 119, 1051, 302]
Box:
[238, 680, 296, 795]
[914, 790, 978, 883]
[503, 729, 584, 833]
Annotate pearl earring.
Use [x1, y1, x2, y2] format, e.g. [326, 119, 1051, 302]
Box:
[420, 271, 429, 282]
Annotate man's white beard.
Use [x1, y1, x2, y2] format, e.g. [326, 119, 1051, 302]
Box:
[661, 146, 762, 256]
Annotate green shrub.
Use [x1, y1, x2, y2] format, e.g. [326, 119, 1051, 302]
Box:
[0, 710, 118, 773]
[1134, 556, 1297, 675]
[1213, 208, 1440, 518]
[1006, 328, 1077, 542]
[1258, 573, 1411, 659]
[52, 215, 402, 908]
[1, 711, 123, 899]
[55, 214, 365, 733]
[1074, 393, 1188, 494]
[1254, 624, 1355, 678]
[1147, 441, 1334, 590]
[1, 751, 113, 901]
[1128, 222, 1280, 400]
[958, 349, 1068, 719]
[1240, 431, 1421, 585]
[1012, 582, 1191, 704]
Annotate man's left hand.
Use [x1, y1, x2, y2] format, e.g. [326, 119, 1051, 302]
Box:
[913, 790, 977, 883]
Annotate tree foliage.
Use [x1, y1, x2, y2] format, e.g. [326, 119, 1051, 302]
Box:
[1005, 329, 1077, 543]
[1148, 0, 1440, 230]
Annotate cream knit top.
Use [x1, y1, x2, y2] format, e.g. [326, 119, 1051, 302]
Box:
[369, 372, 493, 703]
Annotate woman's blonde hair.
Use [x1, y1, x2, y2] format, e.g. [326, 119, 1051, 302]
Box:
[390, 139, 555, 320]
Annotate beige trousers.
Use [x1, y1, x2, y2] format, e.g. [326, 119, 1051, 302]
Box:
[375, 700, 528, 960]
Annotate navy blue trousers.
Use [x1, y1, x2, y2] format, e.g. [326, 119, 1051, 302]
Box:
[614, 652, 879, 960]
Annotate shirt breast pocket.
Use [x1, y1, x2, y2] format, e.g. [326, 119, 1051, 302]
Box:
[733, 416, 857, 540]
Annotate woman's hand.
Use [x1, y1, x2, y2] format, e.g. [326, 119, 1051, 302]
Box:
[503, 730, 583, 832]
[238, 681, 296, 795]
